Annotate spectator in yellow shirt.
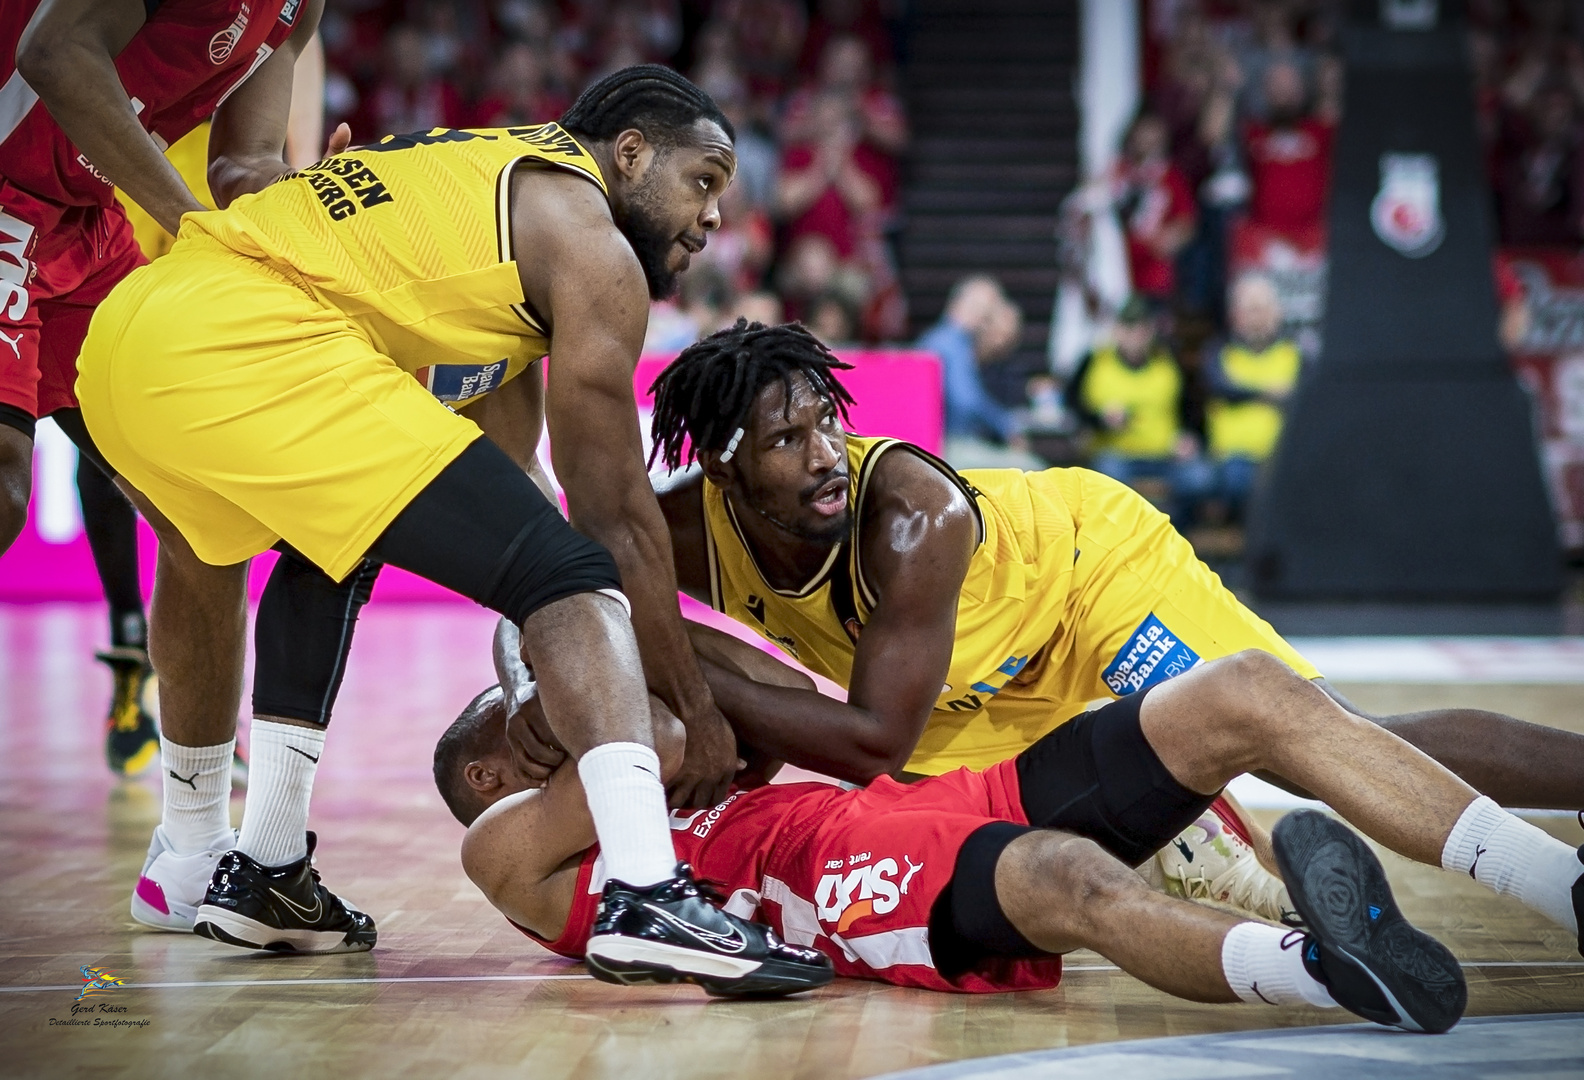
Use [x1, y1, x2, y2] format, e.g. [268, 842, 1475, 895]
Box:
[1067, 296, 1213, 528]
[1204, 274, 1301, 521]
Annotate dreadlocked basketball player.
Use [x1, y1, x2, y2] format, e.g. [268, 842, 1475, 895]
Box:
[633, 322, 1584, 809]
[0, 0, 326, 775]
[77, 67, 830, 994]
[439, 619, 1583, 1020]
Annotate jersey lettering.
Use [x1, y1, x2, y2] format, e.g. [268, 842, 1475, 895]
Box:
[291, 157, 395, 220]
[508, 125, 587, 158]
[814, 856, 907, 932]
[0, 209, 36, 320]
[363, 128, 497, 153]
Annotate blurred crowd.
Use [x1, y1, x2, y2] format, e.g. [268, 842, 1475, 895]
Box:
[317, 0, 911, 345]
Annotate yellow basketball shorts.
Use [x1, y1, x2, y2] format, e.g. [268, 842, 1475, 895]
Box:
[913, 469, 1319, 774]
[76, 240, 481, 580]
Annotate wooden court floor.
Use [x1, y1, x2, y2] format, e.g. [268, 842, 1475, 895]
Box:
[1, 605, 1581, 1079]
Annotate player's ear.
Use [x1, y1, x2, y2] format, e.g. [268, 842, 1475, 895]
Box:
[698, 448, 736, 489]
[464, 759, 500, 795]
[612, 128, 652, 183]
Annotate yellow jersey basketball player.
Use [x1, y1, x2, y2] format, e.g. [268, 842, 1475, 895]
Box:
[76, 67, 833, 997]
[629, 321, 1584, 811]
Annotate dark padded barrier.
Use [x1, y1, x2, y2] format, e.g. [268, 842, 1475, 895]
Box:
[1247, 14, 1561, 600]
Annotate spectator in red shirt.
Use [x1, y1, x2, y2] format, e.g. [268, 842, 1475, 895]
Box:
[362, 23, 467, 137]
[1240, 59, 1338, 237]
[1110, 112, 1198, 303]
[777, 91, 894, 260]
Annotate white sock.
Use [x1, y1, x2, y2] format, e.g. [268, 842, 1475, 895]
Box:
[235, 719, 324, 868]
[1220, 921, 1338, 1008]
[1441, 795, 1582, 934]
[576, 742, 677, 888]
[159, 737, 235, 854]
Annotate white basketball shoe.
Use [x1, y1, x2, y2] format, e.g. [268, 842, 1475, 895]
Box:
[1143, 798, 1295, 922]
[131, 826, 236, 932]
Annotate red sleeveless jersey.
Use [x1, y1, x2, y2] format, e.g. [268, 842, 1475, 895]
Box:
[516, 763, 1065, 994]
[0, 0, 305, 208]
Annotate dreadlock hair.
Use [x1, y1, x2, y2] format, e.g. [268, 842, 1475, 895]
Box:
[648, 320, 857, 473]
[433, 685, 505, 827]
[559, 64, 734, 150]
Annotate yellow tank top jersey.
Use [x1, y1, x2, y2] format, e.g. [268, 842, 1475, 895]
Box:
[181, 123, 606, 405]
[1081, 346, 1182, 459]
[702, 436, 1078, 774]
[1206, 340, 1300, 461]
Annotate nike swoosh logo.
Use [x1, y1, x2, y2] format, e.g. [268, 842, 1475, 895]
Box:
[644, 903, 748, 954]
[1469, 845, 1486, 879]
[168, 770, 199, 790]
[633, 765, 659, 781]
[287, 746, 320, 764]
[1174, 839, 1195, 864]
[270, 887, 324, 922]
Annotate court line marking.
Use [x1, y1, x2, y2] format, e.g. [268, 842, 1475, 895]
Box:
[2, 961, 1579, 995]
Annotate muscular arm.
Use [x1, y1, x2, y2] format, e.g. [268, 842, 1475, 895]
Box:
[513, 169, 737, 807]
[690, 452, 977, 783]
[207, 0, 328, 207]
[15, 0, 201, 234]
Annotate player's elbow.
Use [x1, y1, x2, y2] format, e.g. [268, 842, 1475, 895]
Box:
[15, 31, 66, 93]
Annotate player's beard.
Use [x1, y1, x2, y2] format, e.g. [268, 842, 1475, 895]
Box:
[615, 167, 682, 301]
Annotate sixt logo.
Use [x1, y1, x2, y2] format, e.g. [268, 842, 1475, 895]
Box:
[1101, 614, 1201, 695]
[814, 854, 923, 933]
[76, 967, 125, 1002]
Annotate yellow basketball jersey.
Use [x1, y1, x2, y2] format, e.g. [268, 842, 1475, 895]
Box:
[1206, 340, 1300, 461]
[702, 436, 1078, 774]
[179, 123, 606, 404]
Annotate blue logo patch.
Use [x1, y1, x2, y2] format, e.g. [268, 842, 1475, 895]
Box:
[417, 360, 507, 403]
[1101, 614, 1201, 695]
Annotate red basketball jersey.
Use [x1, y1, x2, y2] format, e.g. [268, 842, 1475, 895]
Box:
[516, 762, 1065, 994]
[0, 0, 305, 209]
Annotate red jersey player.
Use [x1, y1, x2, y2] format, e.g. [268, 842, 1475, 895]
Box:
[435, 622, 1584, 1023]
[0, 1, 330, 776]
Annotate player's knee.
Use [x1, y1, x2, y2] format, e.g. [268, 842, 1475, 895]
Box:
[1204, 650, 1303, 731]
[486, 527, 622, 627]
[1036, 834, 1143, 935]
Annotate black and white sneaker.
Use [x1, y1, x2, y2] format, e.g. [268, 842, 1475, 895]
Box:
[584, 864, 832, 998]
[1273, 810, 1465, 1034]
[192, 832, 376, 954]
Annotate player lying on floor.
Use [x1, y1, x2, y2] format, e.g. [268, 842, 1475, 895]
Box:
[437, 624, 1584, 1030]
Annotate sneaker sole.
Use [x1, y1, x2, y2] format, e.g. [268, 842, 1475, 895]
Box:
[1273, 810, 1466, 1034]
[192, 907, 375, 954]
[585, 941, 832, 998]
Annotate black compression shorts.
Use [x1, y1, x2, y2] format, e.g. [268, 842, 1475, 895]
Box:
[929, 688, 1218, 979]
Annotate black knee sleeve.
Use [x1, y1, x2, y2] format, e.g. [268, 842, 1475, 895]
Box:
[1015, 689, 1217, 867]
[928, 821, 1047, 981]
[367, 437, 621, 625]
[252, 544, 381, 726]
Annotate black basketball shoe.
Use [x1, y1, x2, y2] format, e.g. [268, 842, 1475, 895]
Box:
[1273, 810, 1465, 1034]
[584, 864, 833, 997]
[192, 832, 376, 953]
[98, 648, 159, 777]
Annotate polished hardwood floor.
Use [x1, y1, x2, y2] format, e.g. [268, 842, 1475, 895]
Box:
[1, 604, 1580, 1079]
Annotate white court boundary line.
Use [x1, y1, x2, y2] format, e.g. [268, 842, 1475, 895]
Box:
[2, 962, 1580, 995]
